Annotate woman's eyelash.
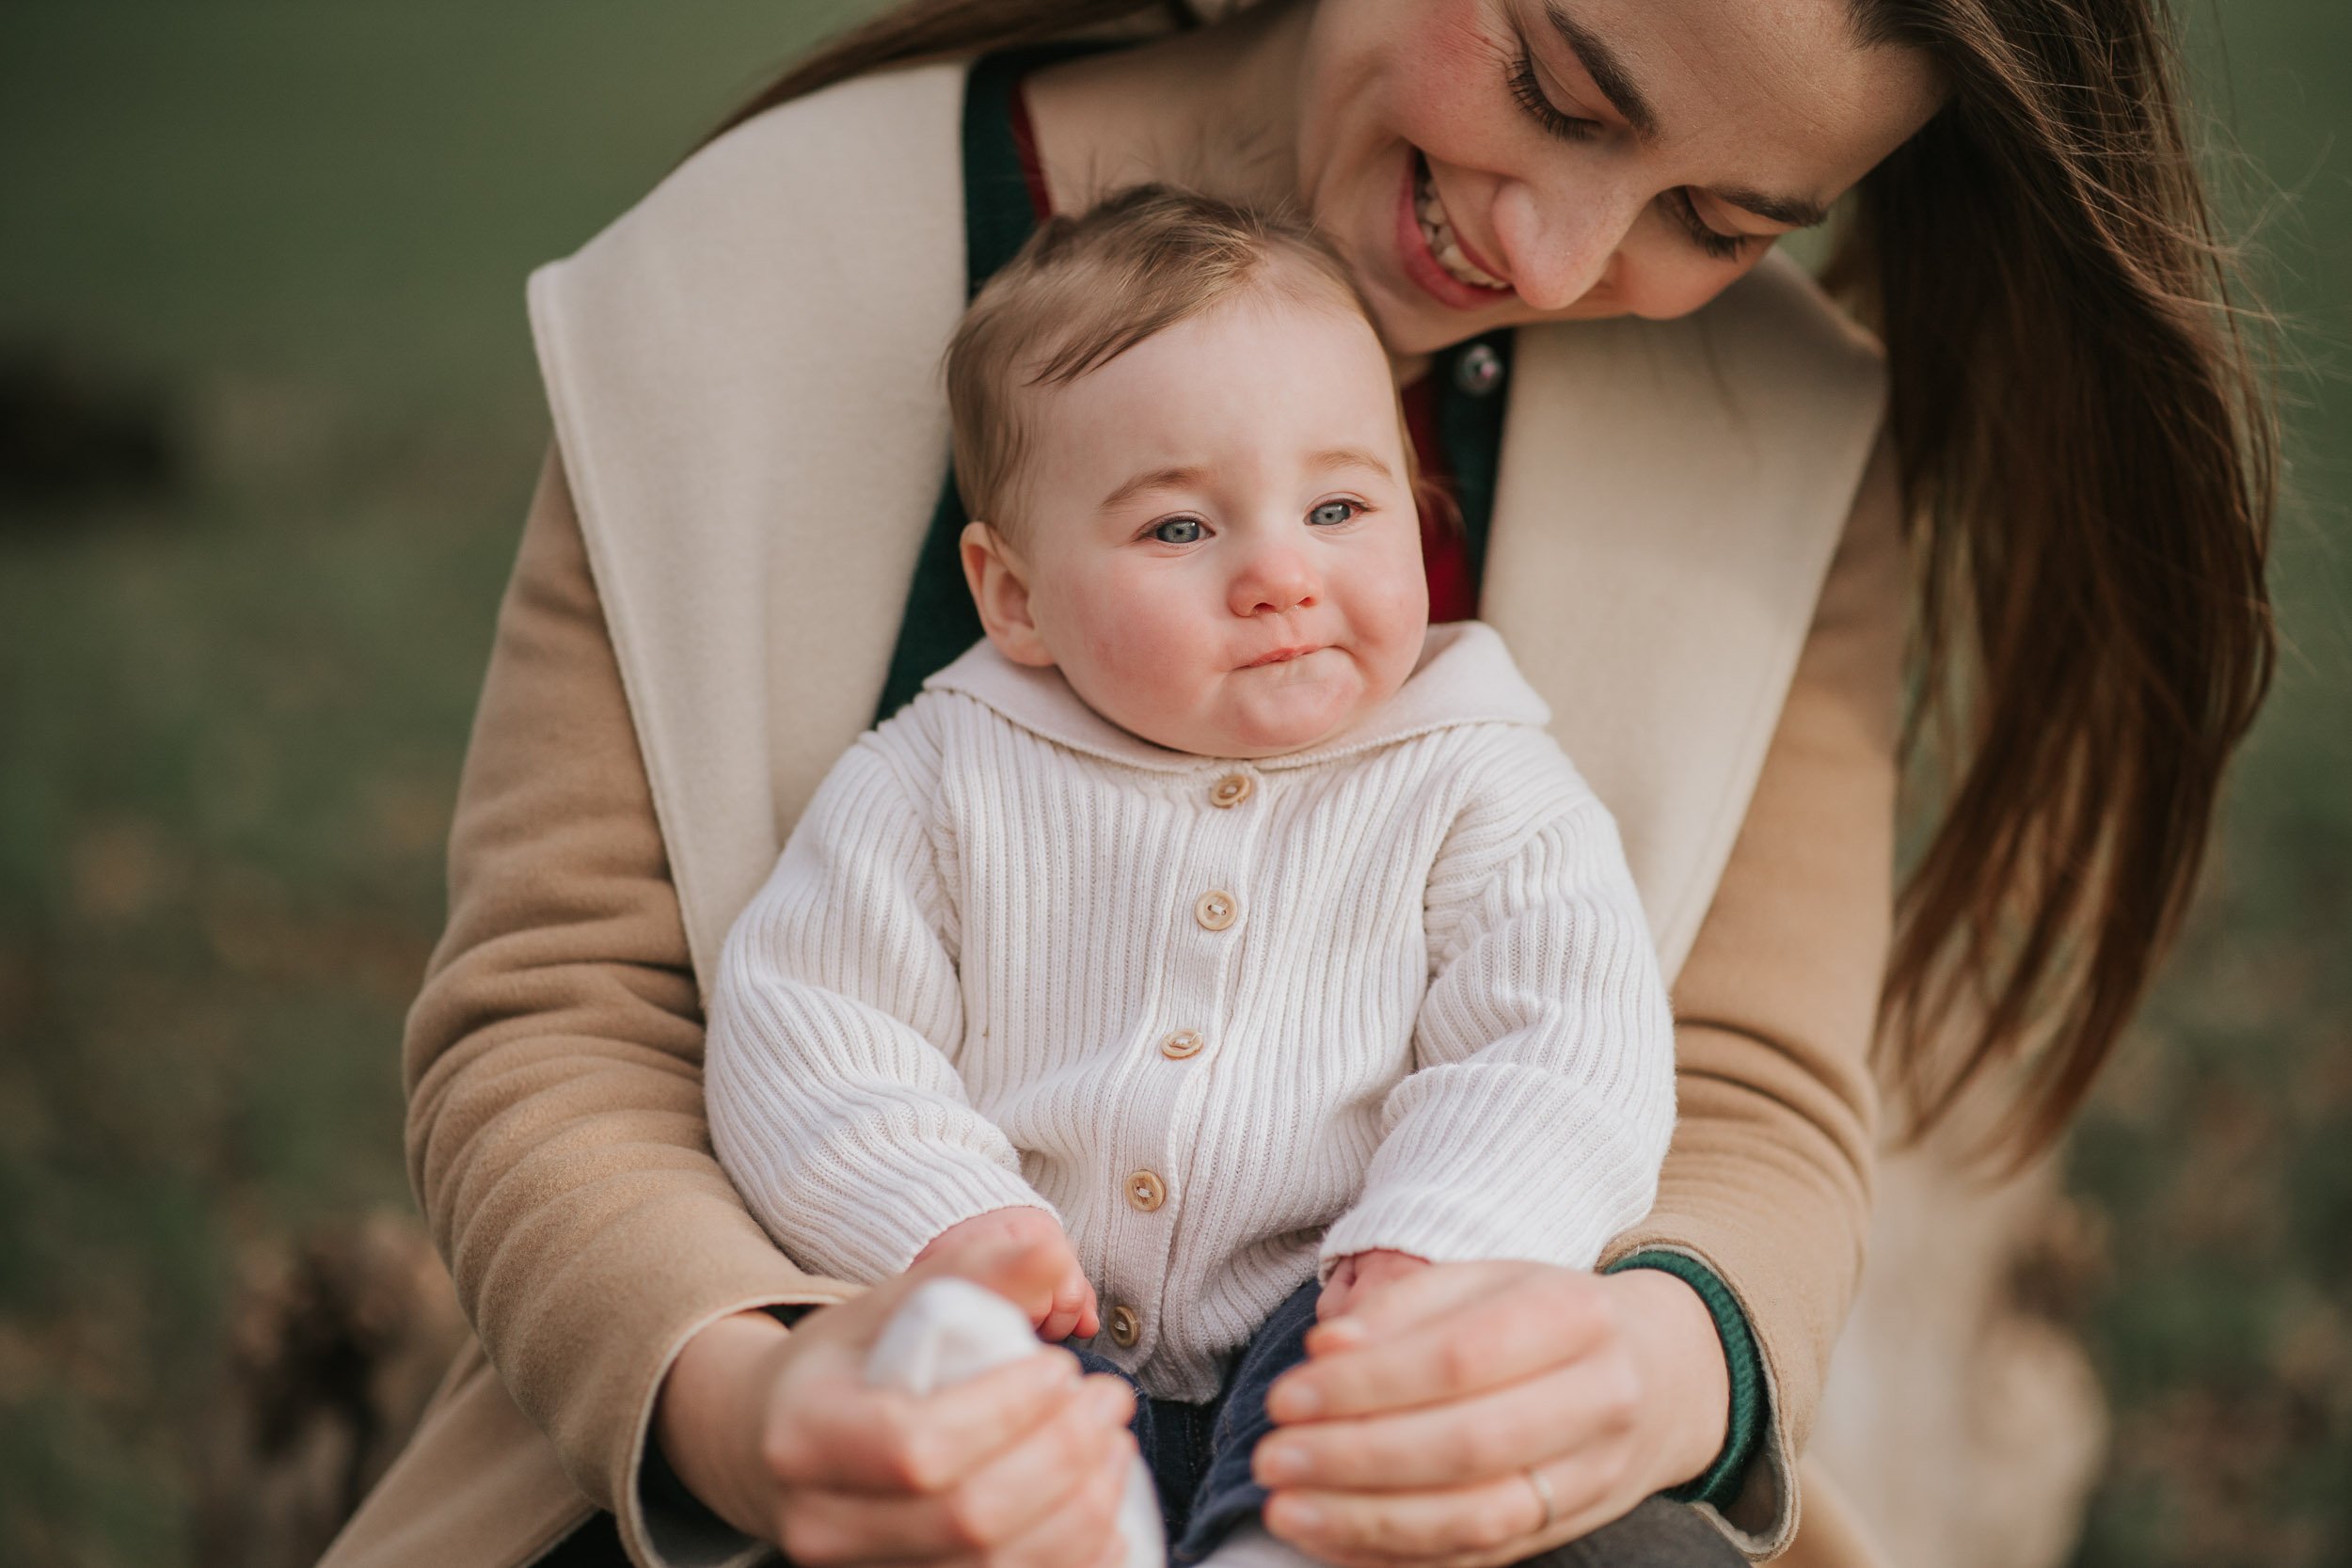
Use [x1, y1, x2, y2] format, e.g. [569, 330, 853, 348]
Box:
[1506, 45, 1597, 143]
[1670, 190, 1754, 261]
[1509, 36, 1756, 263]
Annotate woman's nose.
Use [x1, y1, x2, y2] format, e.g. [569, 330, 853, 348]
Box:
[1229, 544, 1321, 616]
[1494, 178, 1633, 312]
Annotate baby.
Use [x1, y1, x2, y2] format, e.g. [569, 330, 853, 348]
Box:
[705, 186, 1677, 1564]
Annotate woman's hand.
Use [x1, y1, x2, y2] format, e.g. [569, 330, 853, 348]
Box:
[655, 1236, 1137, 1568]
[914, 1207, 1100, 1342]
[1251, 1261, 1730, 1568]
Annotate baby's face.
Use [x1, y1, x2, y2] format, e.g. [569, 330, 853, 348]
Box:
[973, 282, 1428, 758]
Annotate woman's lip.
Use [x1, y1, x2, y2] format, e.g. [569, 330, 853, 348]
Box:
[1445, 208, 1512, 284]
[1243, 644, 1323, 668]
[1394, 152, 1516, 312]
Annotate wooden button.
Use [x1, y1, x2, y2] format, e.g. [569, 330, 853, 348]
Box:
[1194, 890, 1238, 931]
[1106, 1305, 1142, 1348]
[1125, 1170, 1168, 1212]
[1160, 1029, 1205, 1060]
[1210, 773, 1253, 808]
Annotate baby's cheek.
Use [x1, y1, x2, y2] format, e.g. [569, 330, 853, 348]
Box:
[1072, 599, 1210, 732]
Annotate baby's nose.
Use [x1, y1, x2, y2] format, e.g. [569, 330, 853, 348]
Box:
[1230, 549, 1321, 615]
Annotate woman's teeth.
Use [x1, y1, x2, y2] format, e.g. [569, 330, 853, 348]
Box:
[1415, 163, 1508, 292]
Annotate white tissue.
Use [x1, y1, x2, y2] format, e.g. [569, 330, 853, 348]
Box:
[865, 1278, 1165, 1568]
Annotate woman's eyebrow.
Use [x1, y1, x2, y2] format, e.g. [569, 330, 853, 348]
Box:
[1544, 2, 1830, 229]
[1712, 185, 1830, 229]
[1543, 2, 1661, 140]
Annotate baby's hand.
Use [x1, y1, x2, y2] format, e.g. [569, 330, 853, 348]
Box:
[1318, 1248, 1430, 1321]
[913, 1208, 1101, 1342]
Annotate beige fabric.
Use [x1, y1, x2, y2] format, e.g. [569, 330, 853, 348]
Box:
[527, 63, 969, 989]
[326, 57, 1908, 1568]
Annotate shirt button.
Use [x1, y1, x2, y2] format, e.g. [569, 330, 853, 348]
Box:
[1160, 1029, 1205, 1060]
[1209, 772, 1253, 808]
[1454, 340, 1506, 398]
[1125, 1170, 1168, 1212]
[1106, 1305, 1142, 1348]
[1194, 889, 1238, 931]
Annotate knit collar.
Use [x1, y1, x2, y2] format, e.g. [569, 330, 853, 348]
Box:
[922, 621, 1550, 774]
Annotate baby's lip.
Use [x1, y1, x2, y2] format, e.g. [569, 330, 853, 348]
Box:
[1242, 644, 1325, 668]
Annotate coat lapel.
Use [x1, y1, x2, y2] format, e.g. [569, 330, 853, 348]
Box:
[530, 62, 973, 982]
[1483, 254, 1887, 978]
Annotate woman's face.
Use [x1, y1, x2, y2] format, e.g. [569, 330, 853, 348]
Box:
[1292, 0, 1945, 353]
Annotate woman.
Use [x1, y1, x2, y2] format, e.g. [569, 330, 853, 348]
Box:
[324, 2, 2274, 1566]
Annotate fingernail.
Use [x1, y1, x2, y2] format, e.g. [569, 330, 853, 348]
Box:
[1274, 1497, 1324, 1532]
[1257, 1444, 1308, 1482]
[1272, 1382, 1321, 1419]
[1315, 1317, 1368, 1348]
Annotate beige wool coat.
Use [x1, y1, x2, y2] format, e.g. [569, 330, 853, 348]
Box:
[323, 58, 1908, 1568]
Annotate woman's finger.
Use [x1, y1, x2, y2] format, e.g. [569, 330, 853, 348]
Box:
[1269, 1272, 1610, 1422]
[1303, 1259, 1504, 1349]
[962, 1430, 1136, 1568]
[1264, 1468, 1551, 1564]
[1264, 1448, 1638, 1568]
[1254, 1353, 1639, 1491]
[778, 1378, 1134, 1561]
[779, 1351, 1091, 1492]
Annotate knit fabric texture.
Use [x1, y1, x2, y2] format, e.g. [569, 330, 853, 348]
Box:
[706, 623, 1678, 1400]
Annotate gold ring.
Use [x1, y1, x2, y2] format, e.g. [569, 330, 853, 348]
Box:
[1524, 1465, 1559, 1534]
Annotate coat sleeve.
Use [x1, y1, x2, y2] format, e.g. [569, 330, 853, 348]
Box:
[1321, 753, 1677, 1275]
[402, 450, 845, 1568]
[1596, 429, 1908, 1560]
[705, 732, 1056, 1283]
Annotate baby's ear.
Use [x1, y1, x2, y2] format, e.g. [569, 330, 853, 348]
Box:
[959, 520, 1056, 668]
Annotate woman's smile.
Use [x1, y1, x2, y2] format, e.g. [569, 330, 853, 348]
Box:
[1393, 151, 1516, 312]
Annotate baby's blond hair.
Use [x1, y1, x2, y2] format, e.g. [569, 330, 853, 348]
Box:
[946, 184, 1397, 533]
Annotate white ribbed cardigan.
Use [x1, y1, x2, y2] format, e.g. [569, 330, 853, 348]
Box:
[706, 624, 1677, 1399]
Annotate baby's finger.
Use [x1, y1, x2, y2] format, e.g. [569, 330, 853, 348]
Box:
[1268, 1276, 1608, 1423]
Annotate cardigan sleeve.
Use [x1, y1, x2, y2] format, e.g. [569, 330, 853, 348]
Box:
[705, 730, 1057, 1282]
[1320, 757, 1677, 1275]
[1596, 428, 1908, 1560]
[402, 450, 850, 1568]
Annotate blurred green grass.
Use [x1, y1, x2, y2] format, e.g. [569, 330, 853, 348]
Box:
[0, 4, 2345, 1566]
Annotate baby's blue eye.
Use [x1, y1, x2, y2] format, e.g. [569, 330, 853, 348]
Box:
[1309, 499, 1360, 527]
[1152, 516, 1204, 544]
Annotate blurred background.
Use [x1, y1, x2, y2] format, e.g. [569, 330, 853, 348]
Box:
[0, 3, 2344, 1565]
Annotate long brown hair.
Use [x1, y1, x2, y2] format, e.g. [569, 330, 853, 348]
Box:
[721, 0, 2278, 1160]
